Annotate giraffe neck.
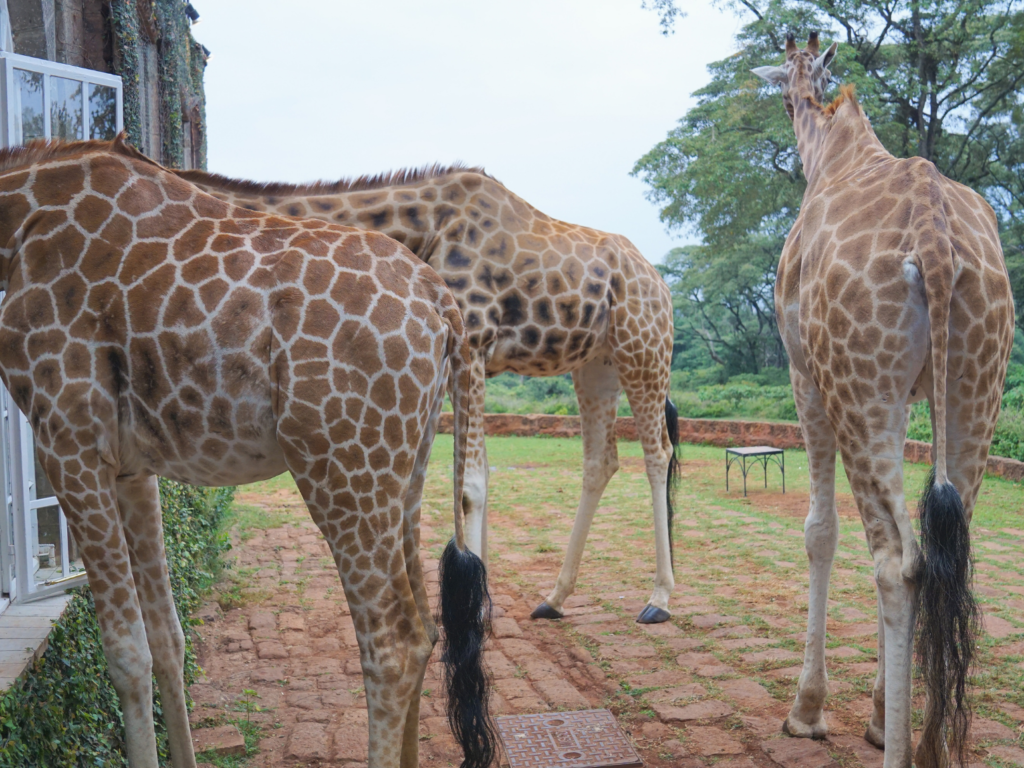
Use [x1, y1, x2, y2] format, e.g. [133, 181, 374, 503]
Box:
[792, 94, 888, 188]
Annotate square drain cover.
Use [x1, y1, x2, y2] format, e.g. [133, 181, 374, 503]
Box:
[495, 709, 643, 768]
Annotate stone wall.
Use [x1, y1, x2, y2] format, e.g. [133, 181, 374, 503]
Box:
[436, 413, 1024, 483]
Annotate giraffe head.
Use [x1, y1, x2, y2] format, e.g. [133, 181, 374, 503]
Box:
[752, 32, 838, 120]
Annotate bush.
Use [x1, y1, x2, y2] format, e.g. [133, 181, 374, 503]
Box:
[0, 481, 234, 767]
[671, 378, 797, 422]
[906, 385, 1024, 464]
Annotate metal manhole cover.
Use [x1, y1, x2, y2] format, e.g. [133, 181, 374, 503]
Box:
[495, 709, 643, 768]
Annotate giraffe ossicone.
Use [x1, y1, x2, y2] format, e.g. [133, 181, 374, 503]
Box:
[755, 34, 1013, 768]
[176, 161, 682, 624]
[0, 136, 495, 768]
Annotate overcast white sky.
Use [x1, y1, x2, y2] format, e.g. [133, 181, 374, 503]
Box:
[193, 2, 742, 264]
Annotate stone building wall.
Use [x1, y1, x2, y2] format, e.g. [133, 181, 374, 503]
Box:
[2, 0, 207, 169]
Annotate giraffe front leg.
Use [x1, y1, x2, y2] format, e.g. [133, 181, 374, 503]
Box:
[462, 352, 489, 564]
[533, 355, 621, 620]
[118, 473, 196, 768]
[784, 369, 838, 740]
[58, 457, 160, 767]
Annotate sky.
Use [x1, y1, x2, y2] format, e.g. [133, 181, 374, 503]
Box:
[192, 1, 743, 265]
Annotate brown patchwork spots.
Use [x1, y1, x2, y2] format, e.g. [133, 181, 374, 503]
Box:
[0, 137, 474, 768]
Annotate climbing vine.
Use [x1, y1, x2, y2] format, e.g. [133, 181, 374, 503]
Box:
[108, 0, 143, 148]
[0, 482, 233, 767]
[108, 0, 207, 169]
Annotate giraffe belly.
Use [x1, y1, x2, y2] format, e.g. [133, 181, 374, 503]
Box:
[120, 395, 288, 488]
[486, 328, 606, 378]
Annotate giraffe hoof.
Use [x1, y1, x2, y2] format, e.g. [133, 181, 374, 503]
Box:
[530, 602, 564, 620]
[864, 724, 885, 749]
[783, 715, 828, 740]
[636, 605, 671, 624]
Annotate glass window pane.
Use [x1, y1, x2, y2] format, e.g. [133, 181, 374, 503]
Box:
[13, 69, 44, 144]
[89, 84, 117, 140]
[51, 76, 84, 141]
[33, 448, 55, 500]
[33, 503, 61, 584]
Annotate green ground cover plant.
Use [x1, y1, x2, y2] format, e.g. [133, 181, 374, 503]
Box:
[0, 481, 234, 768]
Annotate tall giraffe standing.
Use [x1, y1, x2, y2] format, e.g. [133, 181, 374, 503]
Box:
[754, 34, 1014, 768]
[175, 166, 682, 624]
[0, 137, 495, 768]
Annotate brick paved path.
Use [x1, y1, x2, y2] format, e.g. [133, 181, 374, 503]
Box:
[189, 472, 1024, 768]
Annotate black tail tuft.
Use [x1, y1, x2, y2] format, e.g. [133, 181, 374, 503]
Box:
[438, 538, 496, 768]
[916, 468, 978, 768]
[665, 397, 682, 568]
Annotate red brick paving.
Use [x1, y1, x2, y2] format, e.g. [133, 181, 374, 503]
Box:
[188, 483, 1024, 768]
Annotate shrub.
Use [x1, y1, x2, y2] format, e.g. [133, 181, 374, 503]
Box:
[0, 481, 234, 767]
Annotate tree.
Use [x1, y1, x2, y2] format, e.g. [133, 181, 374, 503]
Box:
[660, 243, 786, 374]
[635, 0, 1024, 375]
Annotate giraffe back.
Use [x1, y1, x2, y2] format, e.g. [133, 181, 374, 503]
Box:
[178, 168, 674, 379]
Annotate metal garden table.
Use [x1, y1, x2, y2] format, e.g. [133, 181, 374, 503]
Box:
[725, 446, 785, 496]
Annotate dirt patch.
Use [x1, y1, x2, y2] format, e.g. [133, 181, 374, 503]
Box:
[621, 457, 713, 474]
[740, 490, 861, 520]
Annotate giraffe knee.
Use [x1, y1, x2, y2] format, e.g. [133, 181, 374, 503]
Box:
[104, 641, 154, 699]
[150, 623, 186, 680]
[583, 454, 618, 486]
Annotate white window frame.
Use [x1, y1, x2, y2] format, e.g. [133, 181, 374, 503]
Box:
[0, 52, 123, 606]
[0, 50, 123, 146]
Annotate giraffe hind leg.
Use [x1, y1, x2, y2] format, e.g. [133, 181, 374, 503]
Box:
[397, 357, 450, 768]
[289, 460, 434, 768]
[534, 354, 621, 619]
[783, 367, 837, 740]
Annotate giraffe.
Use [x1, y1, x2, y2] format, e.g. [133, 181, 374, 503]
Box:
[753, 33, 1014, 768]
[0, 136, 496, 768]
[174, 164, 682, 624]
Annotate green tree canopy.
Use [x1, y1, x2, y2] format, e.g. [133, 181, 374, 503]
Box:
[636, 0, 1024, 374]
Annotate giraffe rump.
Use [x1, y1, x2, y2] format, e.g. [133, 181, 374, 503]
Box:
[916, 471, 979, 768]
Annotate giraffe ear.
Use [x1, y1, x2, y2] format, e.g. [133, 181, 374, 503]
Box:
[816, 42, 838, 70]
[751, 66, 787, 87]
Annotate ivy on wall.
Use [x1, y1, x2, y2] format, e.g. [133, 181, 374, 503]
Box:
[0, 482, 233, 767]
[108, 0, 208, 169]
[108, 0, 143, 149]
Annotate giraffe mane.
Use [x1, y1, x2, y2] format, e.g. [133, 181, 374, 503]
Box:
[0, 133, 163, 175]
[823, 83, 858, 118]
[174, 162, 495, 197]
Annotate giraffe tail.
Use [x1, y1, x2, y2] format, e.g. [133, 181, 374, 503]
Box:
[438, 314, 496, 768]
[914, 235, 978, 768]
[665, 397, 681, 567]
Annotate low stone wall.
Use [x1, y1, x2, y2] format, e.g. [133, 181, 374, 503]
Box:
[436, 413, 1024, 482]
